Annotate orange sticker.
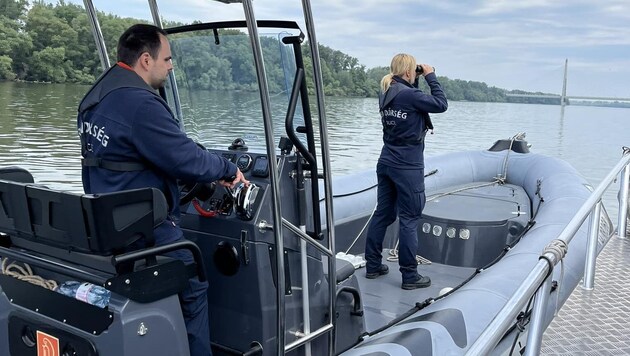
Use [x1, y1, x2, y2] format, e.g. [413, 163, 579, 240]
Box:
[36, 330, 60, 356]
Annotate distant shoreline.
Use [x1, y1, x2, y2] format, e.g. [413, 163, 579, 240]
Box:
[567, 101, 630, 109]
[1, 81, 628, 108]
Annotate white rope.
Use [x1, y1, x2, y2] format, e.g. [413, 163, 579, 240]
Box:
[427, 180, 501, 202]
[542, 239, 568, 317]
[1, 258, 58, 290]
[387, 241, 432, 265]
[344, 204, 377, 254]
[500, 132, 526, 183]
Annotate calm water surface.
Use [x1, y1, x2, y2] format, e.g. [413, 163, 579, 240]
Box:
[1, 81, 628, 218]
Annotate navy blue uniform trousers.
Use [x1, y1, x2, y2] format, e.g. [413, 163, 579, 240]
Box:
[131, 222, 212, 356]
[365, 163, 426, 282]
[164, 247, 211, 356]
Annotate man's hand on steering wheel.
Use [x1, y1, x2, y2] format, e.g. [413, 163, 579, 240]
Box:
[219, 168, 250, 189]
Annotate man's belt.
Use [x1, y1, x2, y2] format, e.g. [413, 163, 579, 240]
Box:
[82, 157, 147, 172]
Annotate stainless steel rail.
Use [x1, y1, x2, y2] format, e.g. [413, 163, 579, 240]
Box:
[274, 1, 338, 354]
[240, 1, 337, 354]
[617, 164, 629, 238]
[466, 149, 630, 355]
[282, 218, 333, 257]
[148, 0, 185, 127]
[83, 0, 110, 70]
[239, 1, 287, 355]
[299, 2, 337, 354]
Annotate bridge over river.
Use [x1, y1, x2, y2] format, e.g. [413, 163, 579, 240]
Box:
[505, 59, 630, 105]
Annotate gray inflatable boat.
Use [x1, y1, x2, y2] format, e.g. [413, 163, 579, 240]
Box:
[335, 138, 612, 355]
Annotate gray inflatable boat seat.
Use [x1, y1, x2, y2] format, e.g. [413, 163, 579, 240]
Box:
[336, 258, 355, 283]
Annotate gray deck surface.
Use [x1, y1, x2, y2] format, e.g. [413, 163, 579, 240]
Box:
[355, 249, 476, 332]
[541, 235, 630, 355]
[354, 237, 630, 354]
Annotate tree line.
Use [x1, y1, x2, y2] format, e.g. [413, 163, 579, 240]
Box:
[0, 0, 558, 104]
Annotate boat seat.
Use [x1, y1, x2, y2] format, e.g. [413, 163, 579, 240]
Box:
[335, 258, 356, 283]
[0, 175, 207, 303]
[0, 179, 167, 256]
[0, 166, 34, 184]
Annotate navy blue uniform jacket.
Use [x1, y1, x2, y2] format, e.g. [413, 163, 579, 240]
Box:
[78, 64, 236, 244]
[378, 73, 448, 170]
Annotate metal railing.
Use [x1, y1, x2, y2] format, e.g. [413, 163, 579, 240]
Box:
[466, 149, 630, 355]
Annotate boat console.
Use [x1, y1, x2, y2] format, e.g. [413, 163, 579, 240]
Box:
[177, 146, 365, 354]
[0, 157, 364, 355]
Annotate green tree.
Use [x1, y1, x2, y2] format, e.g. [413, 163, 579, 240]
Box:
[0, 55, 15, 80]
[0, 0, 558, 103]
[0, 0, 27, 20]
[30, 46, 68, 82]
[26, 3, 78, 52]
[0, 1, 32, 79]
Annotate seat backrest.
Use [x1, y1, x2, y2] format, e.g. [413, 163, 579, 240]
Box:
[0, 167, 34, 235]
[0, 175, 167, 256]
[0, 179, 31, 238]
[0, 166, 34, 184]
[81, 187, 168, 253]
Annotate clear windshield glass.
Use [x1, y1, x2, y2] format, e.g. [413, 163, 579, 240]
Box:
[164, 28, 302, 153]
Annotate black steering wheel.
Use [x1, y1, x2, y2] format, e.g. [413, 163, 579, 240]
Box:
[179, 181, 216, 206]
[179, 141, 217, 206]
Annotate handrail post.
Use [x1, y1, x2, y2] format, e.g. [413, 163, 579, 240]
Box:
[465, 261, 549, 355]
[301, 1, 337, 356]
[241, 1, 286, 354]
[582, 201, 602, 290]
[83, 0, 110, 70]
[617, 164, 630, 239]
[147, 0, 185, 127]
[524, 276, 553, 356]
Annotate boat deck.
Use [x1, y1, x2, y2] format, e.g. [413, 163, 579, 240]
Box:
[355, 249, 476, 331]
[541, 235, 630, 355]
[356, 237, 630, 354]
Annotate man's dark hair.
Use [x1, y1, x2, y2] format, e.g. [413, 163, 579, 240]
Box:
[117, 24, 168, 66]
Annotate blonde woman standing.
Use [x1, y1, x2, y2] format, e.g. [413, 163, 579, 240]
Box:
[364, 53, 448, 290]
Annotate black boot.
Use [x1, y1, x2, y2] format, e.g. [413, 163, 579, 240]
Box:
[401, 274, 431, 290]
[366, 264, 389, 279]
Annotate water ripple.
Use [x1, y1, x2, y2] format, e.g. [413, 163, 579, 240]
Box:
[1, 82, 627, 216]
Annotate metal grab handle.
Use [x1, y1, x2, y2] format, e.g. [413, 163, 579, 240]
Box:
[284, 67, 323, 240]
[285, 69, 315, 166]
[336, 286, 364, 316]
[112, 240, 207, 282]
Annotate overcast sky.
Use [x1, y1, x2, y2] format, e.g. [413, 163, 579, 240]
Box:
[79, 0, 630, 98]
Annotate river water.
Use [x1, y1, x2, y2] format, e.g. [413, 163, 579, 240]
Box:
[0, 81, 628, 220]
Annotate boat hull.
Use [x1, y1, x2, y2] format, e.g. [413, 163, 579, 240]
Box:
[337, 148, 612, 355]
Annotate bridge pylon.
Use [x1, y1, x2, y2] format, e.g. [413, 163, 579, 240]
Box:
[561, 58, 568, 108]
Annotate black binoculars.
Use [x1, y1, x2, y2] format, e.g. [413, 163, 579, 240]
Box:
[416, 65, 435, 75]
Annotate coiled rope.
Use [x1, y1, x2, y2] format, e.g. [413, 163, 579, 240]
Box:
[386, 244, 432, 265]
[0, 258, 57, 290]
[541, 239, 568, 316]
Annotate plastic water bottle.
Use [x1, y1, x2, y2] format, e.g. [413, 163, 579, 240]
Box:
[55, 281, 111, 308]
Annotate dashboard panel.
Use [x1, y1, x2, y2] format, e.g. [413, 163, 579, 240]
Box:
[182, 149, 272, 221]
